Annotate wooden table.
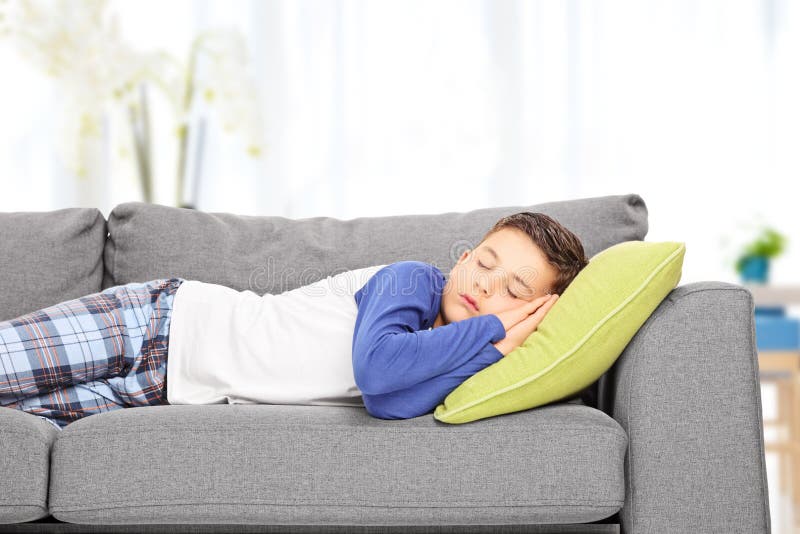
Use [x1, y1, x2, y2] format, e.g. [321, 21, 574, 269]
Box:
[745, 284, 800, 514]
[759, 352, 800, 502]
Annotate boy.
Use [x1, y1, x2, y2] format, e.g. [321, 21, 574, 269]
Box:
[351, 211, 587, 418]
[0, 211, 587, 430]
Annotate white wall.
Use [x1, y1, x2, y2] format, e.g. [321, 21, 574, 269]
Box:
[0, 0, 798, 287]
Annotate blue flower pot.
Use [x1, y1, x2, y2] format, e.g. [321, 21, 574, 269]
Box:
[739, 256, 770, 283]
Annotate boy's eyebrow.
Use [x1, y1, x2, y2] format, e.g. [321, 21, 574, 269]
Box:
[482, 245, 535, 294]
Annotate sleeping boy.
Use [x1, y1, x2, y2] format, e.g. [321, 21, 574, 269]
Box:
[350, 211, 587, 417]
[0, 211, 587, 430]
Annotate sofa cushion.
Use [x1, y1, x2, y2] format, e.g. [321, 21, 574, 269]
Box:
[48, 403, 626, 525]
[0, 207, 106, 322]
[434, 241, 686, 424]
[0, 409, 60, 523]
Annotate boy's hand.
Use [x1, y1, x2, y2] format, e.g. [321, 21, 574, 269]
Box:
[492, 294, 559, 357]
[492, 294, 558, 332]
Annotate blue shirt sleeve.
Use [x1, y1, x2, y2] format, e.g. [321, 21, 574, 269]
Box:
[361, 342, 504, 419]
[351, 261, 506, 416]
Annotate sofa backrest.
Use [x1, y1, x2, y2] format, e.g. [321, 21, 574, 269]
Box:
[103, 194, 648, 293]
[0, 208, 106, 322]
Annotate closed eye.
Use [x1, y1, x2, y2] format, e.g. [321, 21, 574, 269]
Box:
[477, 261, 518, 299]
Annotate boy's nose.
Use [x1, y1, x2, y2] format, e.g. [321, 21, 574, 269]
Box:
[476, 273, 500, 296]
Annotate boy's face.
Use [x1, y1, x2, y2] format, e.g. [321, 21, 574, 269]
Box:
[434, 227, 559, 327]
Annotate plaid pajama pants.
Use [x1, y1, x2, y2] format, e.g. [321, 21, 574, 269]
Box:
[0, 278, 185, 431]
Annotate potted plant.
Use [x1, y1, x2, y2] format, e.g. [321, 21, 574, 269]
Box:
[735, 226, 788, 284]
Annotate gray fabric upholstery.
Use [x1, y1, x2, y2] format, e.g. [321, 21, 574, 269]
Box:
[102, 194, 648, 292]
[610, 282, 771, 533]
[48, 403, 625, 526]
[0, 208, 106, 322]
[0, 409, 60, 523]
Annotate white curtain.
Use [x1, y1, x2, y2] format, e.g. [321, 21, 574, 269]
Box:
[1, 0, 798, 284]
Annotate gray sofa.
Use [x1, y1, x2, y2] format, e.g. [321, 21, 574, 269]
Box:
[0, 194, 771, 533]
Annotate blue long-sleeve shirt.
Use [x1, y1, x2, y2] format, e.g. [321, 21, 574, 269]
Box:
[352, 260, 507, 419]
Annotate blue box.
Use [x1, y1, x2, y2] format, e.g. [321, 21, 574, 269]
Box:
[755, 315, 800, 350]
[755, 306, 786, 317]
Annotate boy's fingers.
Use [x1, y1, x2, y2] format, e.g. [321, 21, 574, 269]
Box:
[530, 294, 558, 308]
[534, 295, 559, 314]
[515, 297, 558, 329]
[506, 295, 559, 328]
[527, 295, 552, 309]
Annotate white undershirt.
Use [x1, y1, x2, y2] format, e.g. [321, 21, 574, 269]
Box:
[166, 265, 388, 406]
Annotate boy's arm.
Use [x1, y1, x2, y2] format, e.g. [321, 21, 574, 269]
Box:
[352, 262, 506, 395]
[361, 341, 504, 419]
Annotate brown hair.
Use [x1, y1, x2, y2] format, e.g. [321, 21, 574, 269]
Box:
[478, 212, 588, 296]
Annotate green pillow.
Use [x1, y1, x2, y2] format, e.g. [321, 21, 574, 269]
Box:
[433, 240, 686, 424]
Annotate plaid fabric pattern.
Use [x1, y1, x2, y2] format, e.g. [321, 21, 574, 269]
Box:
[0, 278, 185, 430]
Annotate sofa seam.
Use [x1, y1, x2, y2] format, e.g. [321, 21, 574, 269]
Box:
[110, 217, 118, 287]
[49, 499, 626, 512]
[55, 426, 628, 440]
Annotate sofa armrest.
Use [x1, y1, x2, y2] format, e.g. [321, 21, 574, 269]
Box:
[608, 281, 771, 533]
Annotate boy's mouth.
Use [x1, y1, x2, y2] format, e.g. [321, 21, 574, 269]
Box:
[461, 294, 479, 311]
